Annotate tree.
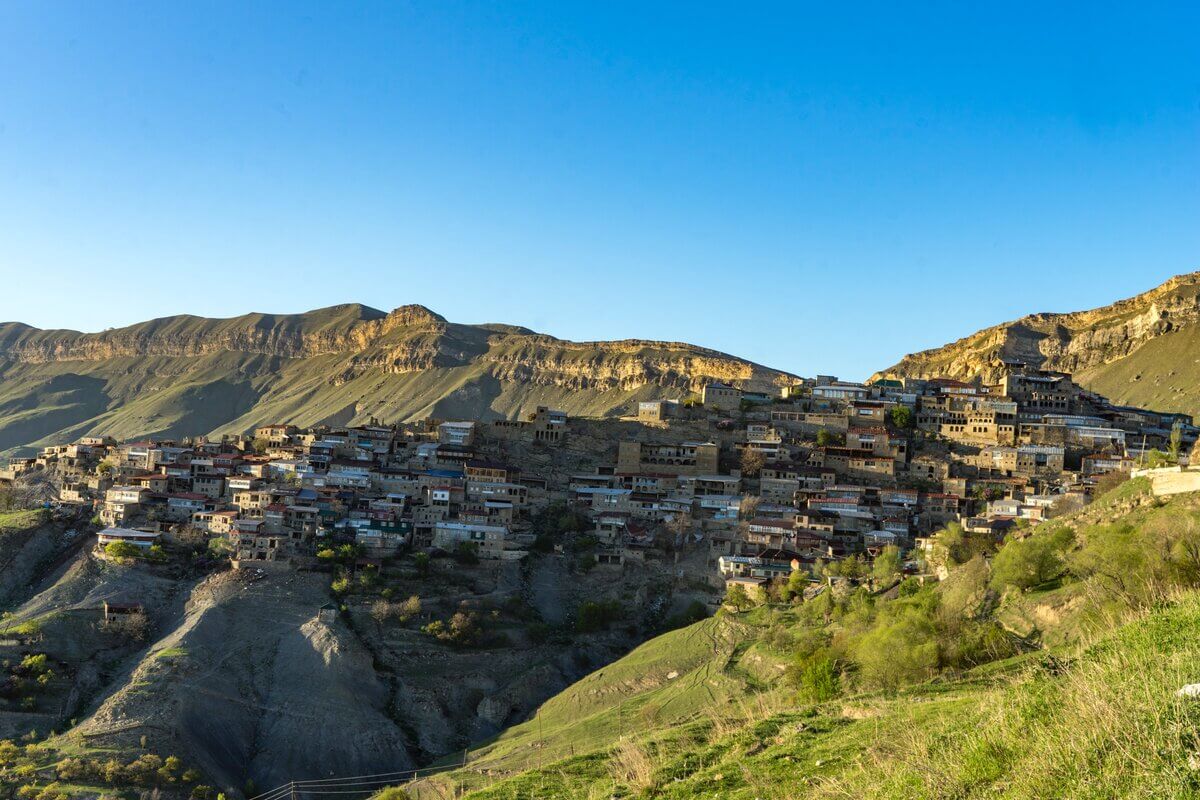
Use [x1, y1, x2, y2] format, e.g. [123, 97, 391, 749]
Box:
[1170, 421, 1184, 461]
[723, 583, 756, 611]
[738, 495, 761, 521]
[453, 541, 479, 565]
[931, 521, 994, 567]
[1144, 448, 1174, 468]
[816, 428, 834, 447]
[871, 545, 903, 584]
[397, 595, 422, 622]
[370, 599, 394, 624]
[787, 567, 808, 599]
[988, 527, 1075, 592]
[665, 510, 695, 548]
[853, 610, 938, 692]
[825, 555, 866, 580]
[413, 552, 430, 576]
[889, 405, 915, 429]
[739, 447, 766, 477]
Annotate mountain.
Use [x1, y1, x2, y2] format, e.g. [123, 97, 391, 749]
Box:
[0, 304, 792, 455]
[873, 271, 1200, 416]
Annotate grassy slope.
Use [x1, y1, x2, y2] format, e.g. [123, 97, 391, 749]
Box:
[1077, 324, 1200, 417]
[405, 482, 1200, 799]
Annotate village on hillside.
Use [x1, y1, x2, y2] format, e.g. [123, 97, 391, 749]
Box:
[1, 362, 1194, 608]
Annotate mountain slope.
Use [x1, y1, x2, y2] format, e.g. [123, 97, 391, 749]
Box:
[402, 479, 1200, 799]
[416, 593, 1200, 800]
[873, 271, 1200, 415]
[0, 304, 793, 454]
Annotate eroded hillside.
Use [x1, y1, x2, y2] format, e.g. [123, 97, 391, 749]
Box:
[0, 508, 707, 797]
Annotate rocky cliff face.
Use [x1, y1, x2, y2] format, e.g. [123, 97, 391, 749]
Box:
[873, 272, 1200, 386]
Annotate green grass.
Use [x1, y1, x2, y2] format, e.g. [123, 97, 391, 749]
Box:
[152, 646, 187, 660]
[1079, 323, 1200, 419]
[0, 509, 46, 532]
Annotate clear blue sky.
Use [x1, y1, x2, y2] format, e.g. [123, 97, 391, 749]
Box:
[1, 2, 1197, 379]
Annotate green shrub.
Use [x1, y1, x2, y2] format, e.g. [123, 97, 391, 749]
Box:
[105, 541, 142, 560]
[854, 609, 938, 692]
[787, 651, 840, 702]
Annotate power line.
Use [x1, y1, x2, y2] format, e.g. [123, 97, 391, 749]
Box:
[249, 763, 453, 800]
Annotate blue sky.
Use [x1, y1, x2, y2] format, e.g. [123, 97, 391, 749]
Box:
[0, 2, 1197, 379]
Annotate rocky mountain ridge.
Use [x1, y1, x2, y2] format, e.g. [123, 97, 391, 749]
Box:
[0, 304, 792, 455]
[873, 271, 1200, 415]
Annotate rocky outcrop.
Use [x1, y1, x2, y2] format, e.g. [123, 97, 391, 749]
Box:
[0, 304, 448, 363]
[873, 271, 1200, 384]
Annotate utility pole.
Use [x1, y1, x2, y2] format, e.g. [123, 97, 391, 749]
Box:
[289, 782, 296, 800]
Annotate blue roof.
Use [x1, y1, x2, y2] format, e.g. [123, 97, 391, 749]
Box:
[426, 468, 464, 478]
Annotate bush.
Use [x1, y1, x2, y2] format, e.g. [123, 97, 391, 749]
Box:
[453, 541, 479, 565]
[422, 607, 483, 646]
[55, 757, 90, 781]
[397, 595, 421, 622]
[941, 619, 1018, 669]
[18, 654, 50, 676]
[1069, 510, 1200, 608]
[376, 789, 413, 800]
[126, 753, 163, 783]
[787, 652, 840, 702]
[106, 610, 149, 641]
[575, 600, 623, 633]
[104, 541, 142, 560]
